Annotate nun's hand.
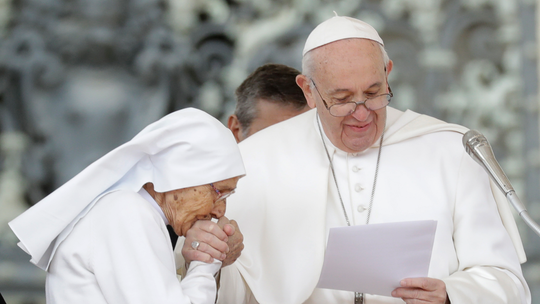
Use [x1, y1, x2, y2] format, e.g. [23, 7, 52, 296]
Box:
[182, 220, 229, 264]
[217, 217, 244, 267]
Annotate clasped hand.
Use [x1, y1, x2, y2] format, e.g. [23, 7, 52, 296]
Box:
[182, 216, 244, 267]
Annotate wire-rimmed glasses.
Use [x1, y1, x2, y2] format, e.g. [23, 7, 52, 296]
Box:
[210, 183, 235, 203]
[311, 79, 393, 117]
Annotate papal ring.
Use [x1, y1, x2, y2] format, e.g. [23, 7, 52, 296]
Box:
[191, 241, 200, 250]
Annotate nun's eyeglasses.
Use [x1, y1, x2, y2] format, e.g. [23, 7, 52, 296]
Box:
[311, 79, 393, 117]
[210, 183, 235, 203]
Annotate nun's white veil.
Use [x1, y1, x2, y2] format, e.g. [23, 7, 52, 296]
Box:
[9, 108, 245, 271]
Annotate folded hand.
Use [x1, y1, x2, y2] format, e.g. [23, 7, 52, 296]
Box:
[181, 216, 244, 267]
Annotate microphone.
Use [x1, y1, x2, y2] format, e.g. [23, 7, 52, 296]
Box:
[462, 130, 514, 195]
[463, 130, 540, 236]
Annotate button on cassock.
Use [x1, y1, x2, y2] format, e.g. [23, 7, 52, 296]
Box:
[352, 166, 360, 172]
[354, 184, 363, 192]
[357, 205, 367, 212]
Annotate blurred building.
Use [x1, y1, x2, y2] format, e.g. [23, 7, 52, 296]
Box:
[0, 0, 539, 303]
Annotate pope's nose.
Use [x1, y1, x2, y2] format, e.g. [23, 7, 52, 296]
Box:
[350, 103, 370, 121]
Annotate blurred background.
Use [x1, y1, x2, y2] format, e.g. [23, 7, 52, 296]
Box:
[0, 0, 539, 302]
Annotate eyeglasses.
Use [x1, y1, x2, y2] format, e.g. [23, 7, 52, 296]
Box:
[311, 79, 393, 117]
[210, 183, 235, 203]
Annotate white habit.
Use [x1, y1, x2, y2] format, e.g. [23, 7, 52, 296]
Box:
[9, 108, 246, 303]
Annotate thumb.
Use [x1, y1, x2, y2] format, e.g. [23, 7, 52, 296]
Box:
[223, 223, 235, 236]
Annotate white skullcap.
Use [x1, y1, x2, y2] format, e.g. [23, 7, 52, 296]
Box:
[303, 12, 384, 56]
[10, 108, 245, 270]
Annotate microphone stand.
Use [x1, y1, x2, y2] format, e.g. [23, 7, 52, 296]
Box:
[463, 130, 540, 237]
[506, 191, 540, 237]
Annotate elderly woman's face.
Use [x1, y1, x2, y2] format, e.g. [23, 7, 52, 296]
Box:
[163, 176, 242, 237]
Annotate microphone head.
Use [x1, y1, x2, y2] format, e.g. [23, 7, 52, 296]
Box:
[461, 129, 514, 194]
[462, 129, 485, 152]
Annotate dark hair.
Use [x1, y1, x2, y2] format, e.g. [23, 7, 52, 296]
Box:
[234, 63, 307, 136]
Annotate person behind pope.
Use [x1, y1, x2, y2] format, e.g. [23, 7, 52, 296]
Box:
[178, 13, 531, 304]
[8, 108, 245, 304]
[228, 63, 310, 143]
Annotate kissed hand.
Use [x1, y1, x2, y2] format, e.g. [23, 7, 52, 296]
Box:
[181, 216, 244, 267]
[182, 220, 229, 264]
[217, 216, 244, 267]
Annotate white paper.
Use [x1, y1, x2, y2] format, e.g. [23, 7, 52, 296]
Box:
[317, 220, 437, 297]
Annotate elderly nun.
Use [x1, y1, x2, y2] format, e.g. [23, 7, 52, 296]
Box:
[9, 108, 245, 304]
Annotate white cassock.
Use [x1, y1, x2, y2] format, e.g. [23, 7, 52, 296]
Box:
[209, 107, 530, 304]
[47, 189, 220, 304]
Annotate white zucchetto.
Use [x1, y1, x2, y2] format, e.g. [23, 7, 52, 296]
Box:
[303, 13, 384, 56]
[9, 108, 245, 270]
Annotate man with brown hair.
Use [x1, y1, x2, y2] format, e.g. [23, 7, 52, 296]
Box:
[228, 63, 309, 142]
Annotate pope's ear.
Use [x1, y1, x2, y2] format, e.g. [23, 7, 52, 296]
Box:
[227, 115, 242, 143]
[296, 75, 317, 109]
[386, 59, 394, 77]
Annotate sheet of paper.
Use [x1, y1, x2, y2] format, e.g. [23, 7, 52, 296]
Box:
[317, 220, 437, 297]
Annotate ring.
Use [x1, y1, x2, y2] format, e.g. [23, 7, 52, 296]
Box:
[191, 241, 200, 250]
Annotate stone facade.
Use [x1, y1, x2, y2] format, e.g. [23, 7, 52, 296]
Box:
[0, 0, 538, 302]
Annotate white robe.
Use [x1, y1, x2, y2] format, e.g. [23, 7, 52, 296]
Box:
[215, 107, 530, 304]
[46, 189, 220, 304]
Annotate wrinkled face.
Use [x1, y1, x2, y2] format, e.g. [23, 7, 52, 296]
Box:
[164, 176, 242, 237]
[298, 39, 392, 153]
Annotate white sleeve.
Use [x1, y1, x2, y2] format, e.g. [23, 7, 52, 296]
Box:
[443, 153, 531, 304]
[90, 191, 219, 304]
[174, 236, 188, 278]
[175, 237, 257, 304]
[181, 260, 222, 304]
[217, 263, 259, 304]
[444, 266, 528, 303]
